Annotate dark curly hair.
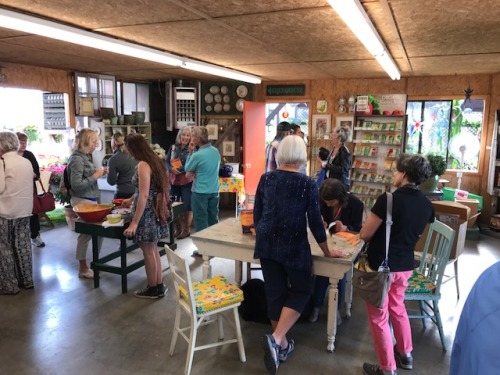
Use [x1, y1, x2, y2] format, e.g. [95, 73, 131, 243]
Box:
[395, 154, 432, 185]
[319, 178, 349, 207]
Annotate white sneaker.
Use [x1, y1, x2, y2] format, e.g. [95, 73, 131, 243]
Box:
[31, 235, 45, 247]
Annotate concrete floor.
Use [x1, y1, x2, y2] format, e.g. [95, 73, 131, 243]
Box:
[1, 215, 499, 375]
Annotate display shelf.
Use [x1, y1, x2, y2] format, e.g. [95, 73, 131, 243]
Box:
[351, 115, 406, 209]
[43, 92, 70, 131]
[103, 124, 151, 156]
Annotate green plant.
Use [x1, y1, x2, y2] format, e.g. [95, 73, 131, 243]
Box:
[426, 154, 447, 176]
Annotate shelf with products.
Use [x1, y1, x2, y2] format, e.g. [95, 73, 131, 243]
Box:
[351, 115, 406, 209]
[103, 124, 151, 156]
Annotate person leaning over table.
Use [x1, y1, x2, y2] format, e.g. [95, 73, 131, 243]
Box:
[0, 131, 35, 294]
[254, 135, 346, 375]
[309, 178, 364, 324]
[16, 131, 45, 247]
[106, 132, 138, 199]
[67, 128, 108, 279]
[121, 133, 171, 299]
[184, 126, 220, 257]
[323, 126, 351, 187]
[359, 154, 435, 375]
[165, 126, 193, 240]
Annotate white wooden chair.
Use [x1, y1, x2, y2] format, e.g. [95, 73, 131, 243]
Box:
[405, 220, 455, 351]
[165, 246, 246, 375]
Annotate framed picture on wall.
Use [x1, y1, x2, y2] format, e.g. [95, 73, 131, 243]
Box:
[206, 124, 218, 140]
[312, 114, 331, 139]
[223, 141, 235, 156]
[336, 116, 354, 142]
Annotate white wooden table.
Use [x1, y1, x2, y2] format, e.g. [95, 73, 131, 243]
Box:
[191, 218, 363, 352]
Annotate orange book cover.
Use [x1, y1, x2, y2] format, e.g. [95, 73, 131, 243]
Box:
[171, 158, 183, 169]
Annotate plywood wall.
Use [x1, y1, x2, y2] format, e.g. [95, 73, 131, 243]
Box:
[256, 73, 500, 225]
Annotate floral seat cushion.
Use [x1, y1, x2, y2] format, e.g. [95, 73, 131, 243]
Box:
[180, 276, 244, 314]
[406, 269, 436, 295]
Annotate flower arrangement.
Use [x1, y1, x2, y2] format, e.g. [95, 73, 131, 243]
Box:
[42, 163, 71, 205]
[151, 143, 166, 159]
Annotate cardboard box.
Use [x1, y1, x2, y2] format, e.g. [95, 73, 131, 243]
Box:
[455, 198, 481, 228]
[415, 201, 469, 260]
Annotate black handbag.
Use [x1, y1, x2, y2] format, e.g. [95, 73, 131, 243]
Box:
[33, 180, 56, 214]
[352, 192, 393, 308]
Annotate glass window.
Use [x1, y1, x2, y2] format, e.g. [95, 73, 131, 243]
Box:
[405, 99, 484, 171]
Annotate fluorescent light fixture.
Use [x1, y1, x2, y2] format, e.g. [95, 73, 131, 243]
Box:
[0, 8, 262, 84]
[182, 60, 262, 84]
[327, 0, 401, 80]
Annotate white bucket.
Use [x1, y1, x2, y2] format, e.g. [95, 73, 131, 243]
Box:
[226, 163, 239, 175]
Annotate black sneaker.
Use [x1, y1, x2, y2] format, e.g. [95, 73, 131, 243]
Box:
[134, 285, 159, 299]
[157, 283, 168, 297]
[362, 362, 397, 375]
[394, 346, 413, 370]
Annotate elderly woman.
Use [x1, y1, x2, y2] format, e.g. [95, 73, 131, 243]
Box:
[0, 131, 35, 294]
[106, 132, 137, 199]
[323, 127, 351, 187]
[67, 128, 108, 279]
[254, 135, 344, 374]
[166, 126, 193, 239]
[360, 154, 435, 375]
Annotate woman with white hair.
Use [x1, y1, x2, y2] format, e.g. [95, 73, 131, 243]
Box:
[254, 135, 345, 374]
[0, 131, 35, 294]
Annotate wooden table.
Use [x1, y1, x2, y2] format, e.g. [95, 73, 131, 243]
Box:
[75, 202, 185, 293]
[191, 218, 363, 352]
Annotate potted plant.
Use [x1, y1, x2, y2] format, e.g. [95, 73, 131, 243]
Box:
[420, 154, 447, 192]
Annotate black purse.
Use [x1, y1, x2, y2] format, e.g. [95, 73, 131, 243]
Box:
[352, 192, 393, 308]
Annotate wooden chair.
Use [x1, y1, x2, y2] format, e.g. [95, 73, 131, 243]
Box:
[405, 220, 455, 351]
[165, 246, 246, 375]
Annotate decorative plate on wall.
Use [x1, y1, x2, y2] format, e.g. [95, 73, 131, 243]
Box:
[206, 105, 212, 112]
[214, 103, 223, 113]
[223, 104, 231, 112]
[204, 93, 214, 103]
[214, 94, 222, 103]
[223, 95, 230, 103]
[209, 85, 220, 94]
[221, 85, 229, 94]
[236, 85, 248, 98]
[236, 99, 244, 112]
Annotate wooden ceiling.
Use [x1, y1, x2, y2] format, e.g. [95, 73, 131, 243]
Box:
[0, 0, 499, 83]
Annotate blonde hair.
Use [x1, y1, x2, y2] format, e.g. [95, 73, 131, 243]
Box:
[73, 128, 98, 153]
[112, 132, 125, 151]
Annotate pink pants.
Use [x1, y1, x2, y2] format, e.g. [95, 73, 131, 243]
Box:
[365, 270, 413, 371]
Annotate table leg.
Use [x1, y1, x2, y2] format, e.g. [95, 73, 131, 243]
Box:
[91, 235, 100, 289]
[345, 265, 353, 319]
[202, 255, 212, 280]
[326, 277, 340, 353]
[235, 193, 238, 218]
[120, 238, 127, 294]
[235, 260, 243, 286]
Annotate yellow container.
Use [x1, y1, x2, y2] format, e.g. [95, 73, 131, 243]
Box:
[240, 210, 254, 234]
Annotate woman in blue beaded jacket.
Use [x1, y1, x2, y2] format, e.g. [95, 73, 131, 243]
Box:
[254, 135, 345, 374]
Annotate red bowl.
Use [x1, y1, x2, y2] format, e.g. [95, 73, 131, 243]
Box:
[112, 198, 125, 206]
[73, 203, 113, 223]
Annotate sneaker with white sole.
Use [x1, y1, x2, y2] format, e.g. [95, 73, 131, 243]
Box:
[31, 235, 45, 247]
[157, 283, 168, 297]
[134, 285, 159, 299]
[362, 362, 397, 375]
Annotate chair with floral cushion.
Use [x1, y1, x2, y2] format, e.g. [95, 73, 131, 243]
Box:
[165, 246, 246, 375]
[405, 220, 455, 351]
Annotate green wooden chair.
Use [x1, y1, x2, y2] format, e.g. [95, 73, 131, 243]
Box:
[405, 220, 455, 351]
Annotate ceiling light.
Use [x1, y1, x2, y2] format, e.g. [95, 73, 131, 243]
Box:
[0, 8, 262, 84]
[182, 60, 262, 84]
[327, 0, 401, 80]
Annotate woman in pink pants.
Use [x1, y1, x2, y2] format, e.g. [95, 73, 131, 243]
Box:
[359, 154, 435, 375]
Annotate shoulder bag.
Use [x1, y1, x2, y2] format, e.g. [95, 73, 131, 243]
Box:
[352, 192, 393, 308]
[33, 179, 56, 215]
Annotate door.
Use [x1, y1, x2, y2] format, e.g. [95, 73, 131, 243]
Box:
[243, 101, 266, 206]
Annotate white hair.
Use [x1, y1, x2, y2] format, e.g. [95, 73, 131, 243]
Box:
[276, 135, 307, 166]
